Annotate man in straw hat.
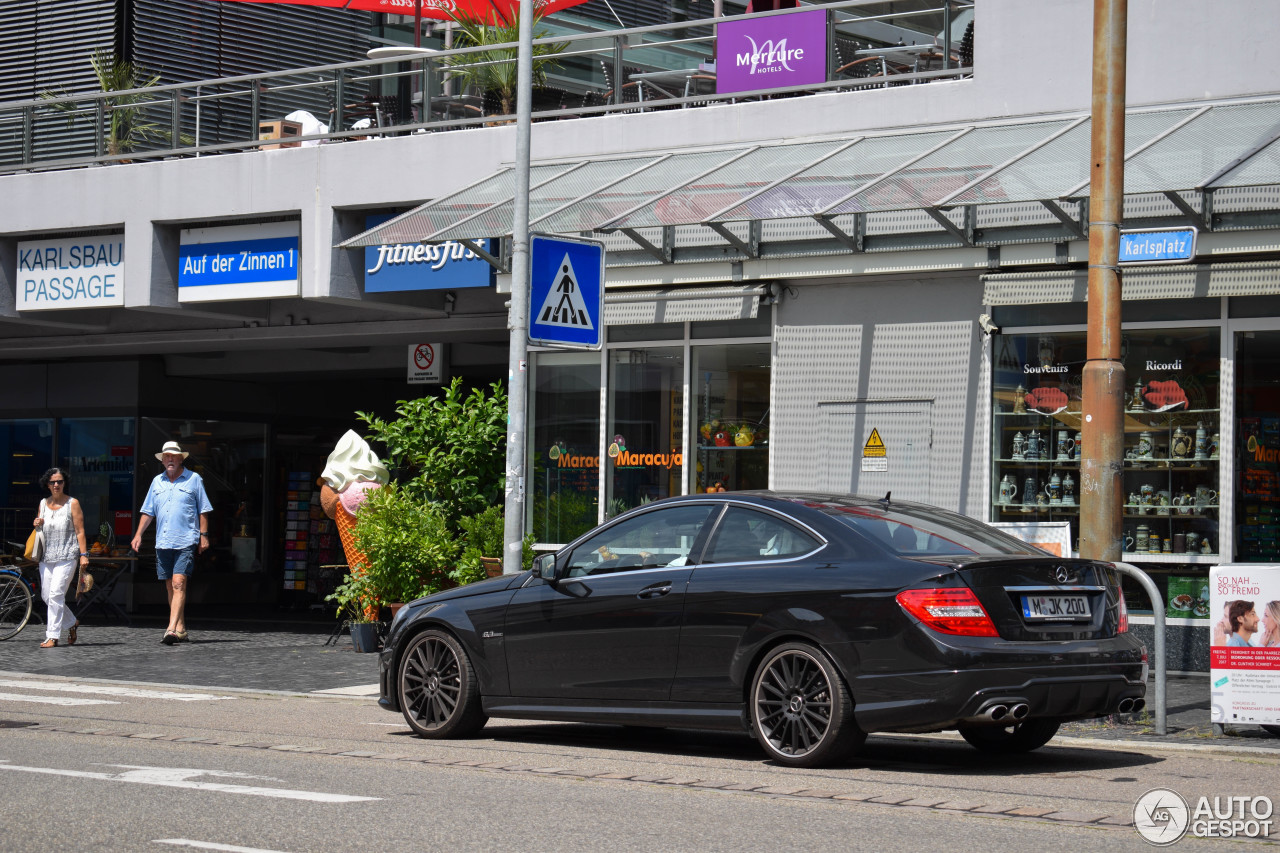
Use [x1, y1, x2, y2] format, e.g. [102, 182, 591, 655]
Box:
[132, 441, 213, 645]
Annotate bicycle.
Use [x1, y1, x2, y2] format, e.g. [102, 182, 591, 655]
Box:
[0, 564, 34, 640]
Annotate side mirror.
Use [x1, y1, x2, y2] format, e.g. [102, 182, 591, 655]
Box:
[532, 553, 557, 581]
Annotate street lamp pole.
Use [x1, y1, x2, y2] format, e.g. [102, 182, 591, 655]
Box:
[1079, 0, 1127, 562]
[503, 0, 534, 574]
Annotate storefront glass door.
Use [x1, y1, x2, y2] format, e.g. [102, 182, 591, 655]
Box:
[531, 351, 602, 545]
[1235, 331, 1280, 562]
[59, 418, 135, 548]
[607, 347, 684, 518]
[691, 343, 770, 493]
[0, 419, 54, 545]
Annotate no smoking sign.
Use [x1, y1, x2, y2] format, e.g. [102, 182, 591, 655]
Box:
[407, 343, 443, 384]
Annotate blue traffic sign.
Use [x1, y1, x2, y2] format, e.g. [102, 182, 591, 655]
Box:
[529, 234, 605, 349]
[1119, 227, 1197, 264]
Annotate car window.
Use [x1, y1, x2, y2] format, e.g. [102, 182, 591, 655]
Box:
[703, 507, 821, 564]
[563, 504, 716, 577]
[827, 504, 1040, 556]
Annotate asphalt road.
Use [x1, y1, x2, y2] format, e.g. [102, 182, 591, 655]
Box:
[0, 671, 1278, 851]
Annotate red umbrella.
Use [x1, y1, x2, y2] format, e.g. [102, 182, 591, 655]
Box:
[210, 0, 591, 40]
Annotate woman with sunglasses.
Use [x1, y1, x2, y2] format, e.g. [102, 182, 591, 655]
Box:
[32, 467, 89, 648]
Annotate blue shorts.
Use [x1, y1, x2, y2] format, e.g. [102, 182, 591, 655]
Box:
[156, 545, 197, 580]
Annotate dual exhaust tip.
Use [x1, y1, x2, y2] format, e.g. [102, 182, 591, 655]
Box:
[1117, 697, 1145, 714]
[982, 702, 1030, 722]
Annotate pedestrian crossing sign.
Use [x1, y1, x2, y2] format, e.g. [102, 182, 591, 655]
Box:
[529, 234, 605, 349]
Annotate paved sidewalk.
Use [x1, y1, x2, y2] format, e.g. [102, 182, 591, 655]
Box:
[0, 617, 379, 695]
[1, 616, 1277, 751]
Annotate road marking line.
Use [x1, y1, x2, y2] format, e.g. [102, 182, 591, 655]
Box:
[0, 691, 117, 706]
[155, 839, 294, 853]
[0, 679, 233, 701]
[0, 762, 379, 802]
[310, 684, 380, 696]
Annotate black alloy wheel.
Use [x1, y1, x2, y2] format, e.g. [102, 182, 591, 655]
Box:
[959, 718, 1060, 754]
[397, 629, 487, 739]
[750, 642, 864, 767]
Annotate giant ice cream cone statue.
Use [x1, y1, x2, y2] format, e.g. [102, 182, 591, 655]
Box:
[319, 430, 390, 622]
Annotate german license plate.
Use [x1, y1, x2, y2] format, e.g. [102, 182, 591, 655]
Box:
[1021, 594, 1091, 620]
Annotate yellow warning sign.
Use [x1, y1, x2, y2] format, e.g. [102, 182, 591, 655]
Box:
[863, 428, 886, 458]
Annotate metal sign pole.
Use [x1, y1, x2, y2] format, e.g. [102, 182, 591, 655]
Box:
[503, 0, 534, 574]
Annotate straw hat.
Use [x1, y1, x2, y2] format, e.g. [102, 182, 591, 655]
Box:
[156, 441, 190, 461]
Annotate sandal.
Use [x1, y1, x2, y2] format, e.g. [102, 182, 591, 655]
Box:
[67, 622, 78, 646]
[40, 638, 57, 648]
[173, 631, 190, 643]
[161, 631, 178, 646]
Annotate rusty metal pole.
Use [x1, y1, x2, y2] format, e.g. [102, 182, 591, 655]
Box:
[1079, 0, 1127, 562]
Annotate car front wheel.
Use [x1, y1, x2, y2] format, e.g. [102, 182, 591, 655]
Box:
[750, 643, 864, 767]
[959, 719, 1060, 754]
[398, 629, 487, 738]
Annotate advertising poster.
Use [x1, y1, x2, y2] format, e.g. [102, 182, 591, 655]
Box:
[1209, 564, 1280, 727]
[990, 521, 1071, 557]
[1167, 575, 1212, 619]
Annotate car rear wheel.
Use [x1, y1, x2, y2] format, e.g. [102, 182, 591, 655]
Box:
[1263, 724, 1280, 738]
[750, 643, 864, 767]
[959, 719, 1060, 754]
[398, 629, 487, 738]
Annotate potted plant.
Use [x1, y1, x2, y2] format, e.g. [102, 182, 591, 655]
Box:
[42, 49, 189, 157]
[352, 483, 461, 607]
[443, 10, 567, 118]
[325, 569, 381, 653]
[454, 505, 535, 585]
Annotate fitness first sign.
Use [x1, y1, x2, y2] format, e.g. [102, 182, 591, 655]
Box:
[17, 236, 125, 310]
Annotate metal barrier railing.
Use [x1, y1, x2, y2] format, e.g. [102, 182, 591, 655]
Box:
[0, 0, 972, 173]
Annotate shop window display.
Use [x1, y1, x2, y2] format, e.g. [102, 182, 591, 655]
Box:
[58, 418, 135, 548]
[1235, 331, 1280, 563]
[607, 348, 683, 516]
[691, 343, 770, 494]
[0, 419, 54, 545]
[531, 351, 601, 545]
[992, 329, 1220, 610]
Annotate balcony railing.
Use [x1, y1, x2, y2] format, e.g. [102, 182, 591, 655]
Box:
[0, 0, 972, 174]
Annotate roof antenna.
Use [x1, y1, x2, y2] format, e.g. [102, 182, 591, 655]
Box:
[881, 491, 892, 505]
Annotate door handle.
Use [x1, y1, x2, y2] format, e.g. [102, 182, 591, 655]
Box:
[637, 584, 672, 599]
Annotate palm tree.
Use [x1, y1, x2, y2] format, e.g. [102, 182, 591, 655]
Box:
[444, 10, 566, 117]
[43, 50, 176, 156]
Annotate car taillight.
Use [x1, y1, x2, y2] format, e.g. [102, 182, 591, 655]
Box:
[1117, 594, 1129, 633]
[896, 587, 999, 637]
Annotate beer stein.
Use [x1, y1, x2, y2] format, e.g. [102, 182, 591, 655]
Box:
[1073, 431, 1083, 460]
[1128, 491, 1141, 510]
[1194, 486, 1218, 511]
[1124, 531, 1135, 552]
[1194, 421, 1209, 461]
[1062, 472, 1076, 505]
[1137, 431, 1154, 460]
[1162, 537, 1172, 554]
[1175, 492, 1194, 515]
[1172, 533, 1187, 553]
[1047, 473, 1062, 505]
[1022, 477, 1037, 512]
[1056, 433, 1075, 461]
[1036, 490, 1050, 509]
[1025, 430, 1043, 461]
[1171, 426, 1192, 459]
[1013, 385, 1027, 414]
[1130, 380, 1145, 411]
[1148, 534, 1162, 554]
[1156, 490, 1171, 516]
[998, 475, 1018, 506]
[1209, 433, 1220, 459]
[1139, 483, 1155, 513]
[1186, 531, 1201, 552]
[1135, 524, 1150, 553]
[1011, 432, 1025, 461]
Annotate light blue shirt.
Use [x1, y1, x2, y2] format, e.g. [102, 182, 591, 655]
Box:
[140, 468, 213, 549]
[1227, 633, 1251, 647]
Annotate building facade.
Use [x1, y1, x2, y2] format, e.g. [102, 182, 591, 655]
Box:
[1, 0, 1279, 665]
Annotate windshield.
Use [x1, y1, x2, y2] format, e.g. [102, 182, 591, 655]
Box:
[824, 503, 1045, 557]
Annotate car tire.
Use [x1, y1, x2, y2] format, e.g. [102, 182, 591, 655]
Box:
[749, 642, 864, 768]
[1262, 724, 1280, 738]
[398, 628, 487, 739]
[959, 719, 1060, 754]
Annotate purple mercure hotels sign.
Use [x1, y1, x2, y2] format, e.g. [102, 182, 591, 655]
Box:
[716, 9, 828, 95]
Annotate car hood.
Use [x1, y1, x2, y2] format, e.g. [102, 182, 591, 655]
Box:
[412, 571, 527, 605]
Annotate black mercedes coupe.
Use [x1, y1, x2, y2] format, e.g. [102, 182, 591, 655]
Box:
[377, 492, 1147, 767]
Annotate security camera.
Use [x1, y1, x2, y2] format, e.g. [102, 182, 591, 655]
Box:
[978, 313, 1000, 335]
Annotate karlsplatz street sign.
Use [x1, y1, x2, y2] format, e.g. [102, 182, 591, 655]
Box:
[1118, 227, 1197, 264]
[529, 234, 605, 350]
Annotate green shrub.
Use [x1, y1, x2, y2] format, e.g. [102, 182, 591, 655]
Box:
[352, 484, 461, 604]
